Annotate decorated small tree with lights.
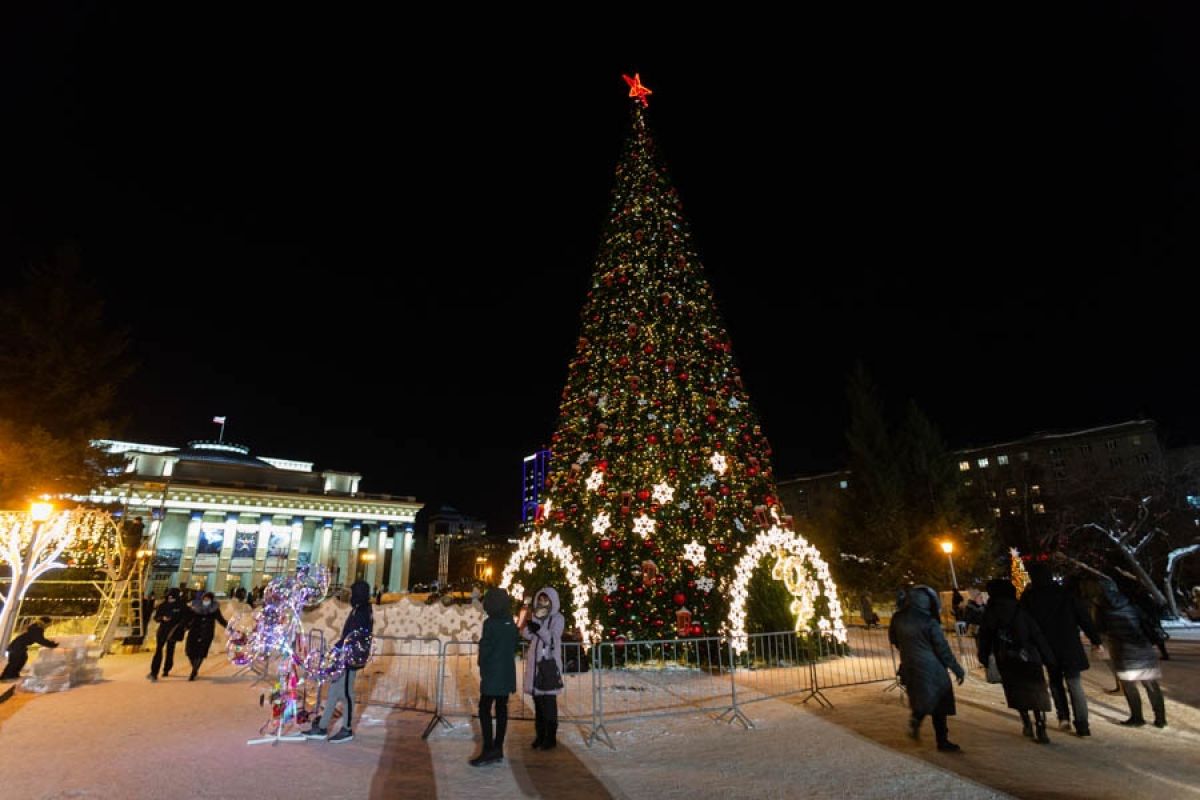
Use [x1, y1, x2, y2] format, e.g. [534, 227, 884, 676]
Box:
[1009, 547, 1031, 598]
[503, 77, 844, 647]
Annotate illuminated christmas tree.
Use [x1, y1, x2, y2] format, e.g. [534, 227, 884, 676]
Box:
[503, 76, 843, 648]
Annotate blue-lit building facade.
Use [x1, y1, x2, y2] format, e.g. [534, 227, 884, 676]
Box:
[87, 440, 422, 598]
[521, 449, 550, 532]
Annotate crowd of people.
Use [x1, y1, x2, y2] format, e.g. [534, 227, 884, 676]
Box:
[888, 567, 1175, 753]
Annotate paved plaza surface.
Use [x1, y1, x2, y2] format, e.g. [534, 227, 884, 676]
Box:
[1, 638, 1197, 799]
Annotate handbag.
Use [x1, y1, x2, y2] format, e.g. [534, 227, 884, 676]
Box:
[533, 625, 564, 692]
[985, 653, 1003, 684]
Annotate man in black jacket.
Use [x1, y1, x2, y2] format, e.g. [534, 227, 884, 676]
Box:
[148, 588, 187, 681]
[2, 617, 58, 680]
[1020, 564, 1103, 736]
[305, 580, 373, 743]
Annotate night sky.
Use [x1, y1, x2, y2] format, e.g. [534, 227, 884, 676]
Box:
[3, 6, 1198, 534]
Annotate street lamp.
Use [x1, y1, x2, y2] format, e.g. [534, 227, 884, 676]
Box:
[30, 501, 54, 522]
[941, 540, 958, 590]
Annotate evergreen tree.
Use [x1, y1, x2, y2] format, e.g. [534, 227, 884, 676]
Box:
[505, 78, 841, 643]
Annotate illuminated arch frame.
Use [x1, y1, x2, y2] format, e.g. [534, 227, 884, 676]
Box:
[726, 523, 847, 653]
[500, 528, 594, 642]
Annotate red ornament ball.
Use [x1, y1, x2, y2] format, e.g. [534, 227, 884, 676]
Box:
[600, 538, 613, 551]
[673, 592, 687, 606]
[689, 623, 703, 636]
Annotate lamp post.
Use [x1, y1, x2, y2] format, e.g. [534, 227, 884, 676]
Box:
[941, 540, 958, 591]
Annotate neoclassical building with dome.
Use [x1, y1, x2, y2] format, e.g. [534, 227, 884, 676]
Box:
[85, 439, 422, 598]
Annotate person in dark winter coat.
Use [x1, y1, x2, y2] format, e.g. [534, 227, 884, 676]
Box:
[1019, 564, 1103, 736]
[978, 578, 1056, 743]
[1, 617, 58, 681]
[148, 587, 187, 681]
[522, 586, 565, 750]
[305, 580, 374, 743]
[888, 585, 966, 752]
[859, 594, 880, 628]
[183, 592, 227, 681]
[470, 587, 519, 766]
[1094, 578, 1166, 728]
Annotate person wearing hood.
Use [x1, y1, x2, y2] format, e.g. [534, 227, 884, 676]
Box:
[888, 585, 966, 752]
[1094, 577, 1166, 728]
[1019, 564, 1103, 736]
[306, 580, 374, 743]
[470, 587, 519, 766]
[183, 591, 228, 680]
[148, 587, 188, 681]
[522, 586, 565, 750]
[978, 578, 1056, 743]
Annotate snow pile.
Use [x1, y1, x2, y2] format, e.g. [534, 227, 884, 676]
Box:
[20, 635, 103, 693]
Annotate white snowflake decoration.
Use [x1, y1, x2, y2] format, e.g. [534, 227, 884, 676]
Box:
[632, 513, 656, 539]
[682, 539, 707, 566]
[734, 517, 746, 533]
[524, 560, 537, 572]
[598, 394, 608, 409]
[729, 397, 742, 409]
[679, 500, 691, 510]
[585, 469, 604, 492]
[577, 452, 591, 465]
[638, 397, 649, 406]
[602, 575, 619, 594]
[591, 512, 612, 537]
[603, 436, 613, 446]
[647, 412, 657, 420]
[700, 473, 717, 489]
[710, 452, 728, 475]
[696, 576, 715, 593]
[652, 481, 675, 505]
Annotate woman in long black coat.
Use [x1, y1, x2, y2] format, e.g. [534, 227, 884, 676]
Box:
[1094, 578, 1166, 727]
[183, 592, 227, 681]
[978, 578, 1056, 743]
[889, 585, 966, 752]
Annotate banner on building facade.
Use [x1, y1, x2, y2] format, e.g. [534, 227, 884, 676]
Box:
[265, 530, 291, 571]
[230, 526, 258, 573]
[194, 526, 224, 572]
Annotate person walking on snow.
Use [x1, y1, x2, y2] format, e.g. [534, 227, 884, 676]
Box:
[1019, 565, 1103, 736]
[183, 591, 227, 681]
[889, 585, 966, 753]
[1094, 577, 1167, 728]
[978, 578, 1057, 743]
[305, 580, 374, 743]
[470, 587, 519, 766]
[148, 587, 187, 681]
[522, 586, 565, 750]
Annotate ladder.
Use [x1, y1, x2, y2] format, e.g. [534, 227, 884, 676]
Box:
[92, 577, 130, 654]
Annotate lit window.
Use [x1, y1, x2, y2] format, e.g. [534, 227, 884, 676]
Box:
[977, 458, 990, 469]
[992, 508, 1002, 518]
[997, 454, 1009, 465]
[1033, 503, 1046, 514]
[1020, 451, 1030, 461]
[1008, 507, 1020, 516]
[839, 480, 848, 489]
[1031, 484, 1041, 496]
[1006, 487, 1018, 498]
[959, 461, 971, 472]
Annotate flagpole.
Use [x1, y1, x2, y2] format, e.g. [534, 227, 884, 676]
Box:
[219, 420, 226, 443]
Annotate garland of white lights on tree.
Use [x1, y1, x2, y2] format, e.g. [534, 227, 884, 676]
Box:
[500, 521, 594, 642]
[725, 519, 847, 654]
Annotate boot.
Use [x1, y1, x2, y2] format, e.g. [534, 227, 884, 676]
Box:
[1074, 722, 1091, 737]
[1019, 711, 1033, 739]
[1147, 681, 1167, 728]
[542, 721, 558, 750]
[1034, 720, 1050, 744]
[531, 716, 544, 749]
[907, 718, 921, 741]
[1119, 716, 1146, 727]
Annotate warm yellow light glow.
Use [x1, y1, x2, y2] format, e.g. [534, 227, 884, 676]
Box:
[360, 552, 376, 563]
[941, 541, 954, 555]
[30, 501, 54, 522]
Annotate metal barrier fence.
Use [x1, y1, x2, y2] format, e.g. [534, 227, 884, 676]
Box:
[262, 625, 982, 750]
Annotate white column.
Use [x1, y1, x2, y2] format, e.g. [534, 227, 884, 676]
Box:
[387, 527, 406, 592]
[177, 512, 204, 587]
[254, 515, 273, 588]
[288, 517, 304, 572]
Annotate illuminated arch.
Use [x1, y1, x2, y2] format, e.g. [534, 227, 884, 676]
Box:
[500, 529, 594, 642]
[726, 524, 847, 653]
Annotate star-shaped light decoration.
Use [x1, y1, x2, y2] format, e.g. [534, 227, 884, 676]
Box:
[710, 452, 728, 475]
[602, 575, 619, 595]
[577, 452, 591, 465]
[700, 473, 717, 489]
[682, 539, 707, 566]
[696, 576, 715, 593]
[652, 481, 675, 505]
[622, 73, 653, 107]
[638, 397, 649, 407]
[592, 512, 612, 537]
[632, 513, 656, 539]
[679, 500, 691, 510]
[729, 397, 742, 409]
[585, 469, 605, 492]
